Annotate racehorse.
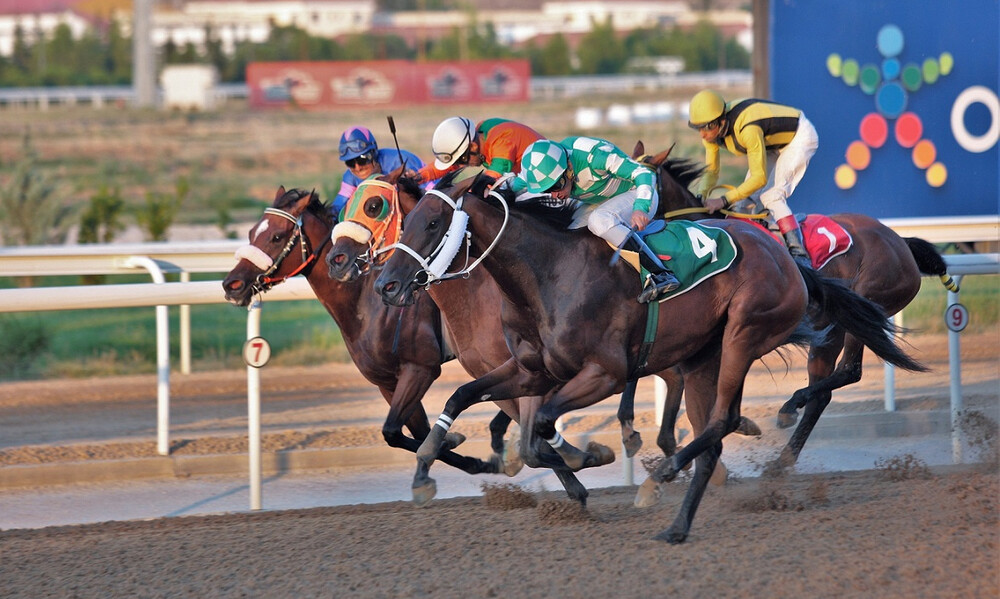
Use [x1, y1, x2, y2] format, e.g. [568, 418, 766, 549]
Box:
[633, 141, 956, 468]
[324, 167, 607, 504]
[222, 186, 506, 477]
[374, 170, 923, 543]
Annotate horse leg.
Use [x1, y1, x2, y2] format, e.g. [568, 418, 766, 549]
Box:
[775, 334, 865, 467]
[518, 395, 589, 505]
[654, 441, 722, 544]
[533, 362, 621, 471]
[655, 367, 685, 458]
[617, 379, 643, 458]
[385, 370, 502, 476]
[487, 406, 524, 476]
[413, 359, 546, 506]
[777, 328, 844, 428]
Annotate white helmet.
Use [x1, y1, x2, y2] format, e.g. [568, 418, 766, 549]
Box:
[431, 117, 475, 170]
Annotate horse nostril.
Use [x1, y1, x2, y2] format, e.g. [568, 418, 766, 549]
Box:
[332, 253, 346, 266]
[226, 279, 243, 291]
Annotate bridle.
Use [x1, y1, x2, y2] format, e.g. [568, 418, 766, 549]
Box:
[235, 206, 330, 295]
[331, 179, 404, 277]
[383, 187, 509, 289]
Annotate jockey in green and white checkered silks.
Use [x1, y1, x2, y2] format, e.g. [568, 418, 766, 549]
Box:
[511, 136, 659, 249]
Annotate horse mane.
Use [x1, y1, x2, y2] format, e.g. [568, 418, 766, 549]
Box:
[397, 175, 422, 200]
[662, 157, 705, 190]
[476, 174, 579, 231]
[275, 188, 335, 227]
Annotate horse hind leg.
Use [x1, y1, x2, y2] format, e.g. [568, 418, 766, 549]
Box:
[775, 335, 865, 468]
[777, 329, 845, 428]
[654, 441, 721, 544]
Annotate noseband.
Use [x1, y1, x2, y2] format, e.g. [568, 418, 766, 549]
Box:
[384, 187, 509, 288]
[235, 206, 330, 294]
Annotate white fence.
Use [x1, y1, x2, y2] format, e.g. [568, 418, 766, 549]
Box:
[0, 229, 997, 505]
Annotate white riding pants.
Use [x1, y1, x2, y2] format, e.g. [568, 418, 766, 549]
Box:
[569, 188, 659, 248]
[752, 113, 819, 223]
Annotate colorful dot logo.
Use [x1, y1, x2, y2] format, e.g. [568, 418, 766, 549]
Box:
[827, 24, 952, 189]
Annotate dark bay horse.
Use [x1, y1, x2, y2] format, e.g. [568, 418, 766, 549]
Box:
[324, 168, 596, 503]
[222, 186, 505, 477]
[374, 171, 923, 543]
[634, 141, 954, 467]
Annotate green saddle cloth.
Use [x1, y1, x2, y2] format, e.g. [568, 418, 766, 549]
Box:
[640, 221, 738, 301]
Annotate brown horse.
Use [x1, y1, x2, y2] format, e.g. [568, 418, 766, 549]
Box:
[324, 167, 604, 503]
[374, 171, 923, 543]
[634, 141, 955, 468]
[222, 186, 506, 477]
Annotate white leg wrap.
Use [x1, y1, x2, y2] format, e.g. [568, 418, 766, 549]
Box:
[545, 431, 565, 449]
[435, 414, 454, 431]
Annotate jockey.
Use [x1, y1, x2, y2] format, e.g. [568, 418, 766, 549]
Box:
[414, 117, 543, 183]
[510, 137, 681, 303]
[688, 89, 818, 265]
[333, 126, 426, 217]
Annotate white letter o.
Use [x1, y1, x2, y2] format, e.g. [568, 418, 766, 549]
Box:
[951, 85, 999, 153]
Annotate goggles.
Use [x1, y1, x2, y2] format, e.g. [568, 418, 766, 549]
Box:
[433, 128, 472, 165]
[545, 171, 570, 193]
[340, 138, 372, 159]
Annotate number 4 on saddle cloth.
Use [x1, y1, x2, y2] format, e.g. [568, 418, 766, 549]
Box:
[616, 221, 738, 302]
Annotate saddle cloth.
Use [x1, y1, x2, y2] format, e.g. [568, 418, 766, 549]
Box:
[732, 214, 853, 270]
[617, 221, 738, 302]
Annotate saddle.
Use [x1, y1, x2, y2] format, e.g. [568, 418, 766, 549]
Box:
[729, 213, 853, 270]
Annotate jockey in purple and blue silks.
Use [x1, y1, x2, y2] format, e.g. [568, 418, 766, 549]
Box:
[333, 126, 427, 218]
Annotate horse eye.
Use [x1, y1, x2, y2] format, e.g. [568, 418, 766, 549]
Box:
[364, 197, 385, 218]
[428, 219, 440, 230]
[270, 233, 283, 243]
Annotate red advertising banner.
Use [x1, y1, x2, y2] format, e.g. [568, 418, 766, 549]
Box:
[247, 60, 530, 109]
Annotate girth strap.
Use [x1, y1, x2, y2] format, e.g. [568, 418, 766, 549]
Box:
[629, 300, 659, 380]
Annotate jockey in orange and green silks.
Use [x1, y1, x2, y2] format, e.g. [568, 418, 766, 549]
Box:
[415, 117, 544, 183]
[688, 89, 818, 265]
[509, 136, 680, 303]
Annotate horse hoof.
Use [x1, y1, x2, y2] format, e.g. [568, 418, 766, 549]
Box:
[652, 458, 679, 483]
[623, 431, 642, 458]
[586, 442, 616, 467]
[776, 411, 798, 429]
[412, 479, 437, 507]
[654, 527, 688, 544]
[634, 477, 662, 508]
[735, 416, 762, 436]
[443, 431, 467, 450]
[416, 427, 444, 461]
[709, 461, 728, 486]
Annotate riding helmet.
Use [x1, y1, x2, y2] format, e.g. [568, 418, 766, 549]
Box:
[339, 127, 378, 161]
[520, 140, 568, 193]
[688, 90, 727, 128]
[431, 117, 475, 170]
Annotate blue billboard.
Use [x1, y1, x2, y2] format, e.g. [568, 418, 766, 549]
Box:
[770, 0, 998, 219]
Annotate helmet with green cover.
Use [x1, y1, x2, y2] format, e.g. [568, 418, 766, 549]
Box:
[520, 140, 568, 193]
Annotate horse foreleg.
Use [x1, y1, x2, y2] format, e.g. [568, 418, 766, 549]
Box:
[519, 396, 589, 505]
[655, 367, 685, 459]
[617, 379, 643, 458]
[534, 362, 620, 471]
[776, 335, 865, 467]
[413, 359, 543, 506]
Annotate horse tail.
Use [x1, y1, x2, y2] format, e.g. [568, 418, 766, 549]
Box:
[797, 263, 927, 372]
[905, 237, 959, 292]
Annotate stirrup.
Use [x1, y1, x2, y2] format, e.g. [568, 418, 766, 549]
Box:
[638, 272, 680, 303]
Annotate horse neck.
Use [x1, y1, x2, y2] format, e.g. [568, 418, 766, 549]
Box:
[660, 178, 710, 221]
[299, 215, 372, 345]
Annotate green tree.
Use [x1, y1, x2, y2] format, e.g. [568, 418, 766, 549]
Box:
[0, 132, 74, 247]
[135, 177, 189, 242]
[78, 184, 126, 244]
[575, 17, 626, 75]
[527, 33, 571, 76]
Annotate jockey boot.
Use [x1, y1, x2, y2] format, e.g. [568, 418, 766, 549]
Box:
[783, 227, 812, 268]
[622, 233, 681, 303]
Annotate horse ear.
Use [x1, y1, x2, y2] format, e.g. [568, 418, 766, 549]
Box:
[309, 188, 318, 203]
[632, 140, 645, 159]
[275, 186, 286, 202]
[388, 163, 404, 184]
[649, 143, 675, 167]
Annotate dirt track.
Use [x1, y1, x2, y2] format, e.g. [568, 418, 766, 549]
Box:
[0, 331, 997, 597]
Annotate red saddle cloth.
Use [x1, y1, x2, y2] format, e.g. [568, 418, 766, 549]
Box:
[733, 214, 853, 269]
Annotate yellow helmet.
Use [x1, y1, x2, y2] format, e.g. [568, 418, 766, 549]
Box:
[688, 90, 727, 128]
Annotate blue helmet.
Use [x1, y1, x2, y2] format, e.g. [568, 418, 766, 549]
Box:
[339, 127, 378, 161]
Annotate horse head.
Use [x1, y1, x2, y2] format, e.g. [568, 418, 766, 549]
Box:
[632, 141, 706, 219]
[325, 164, 424, 283]
[374, 171, 482, 307]
[222, 186, 333, 307]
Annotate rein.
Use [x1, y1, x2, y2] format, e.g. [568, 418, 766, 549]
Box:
[381, 187, 510, 287]
[238, 206, 330, 294]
